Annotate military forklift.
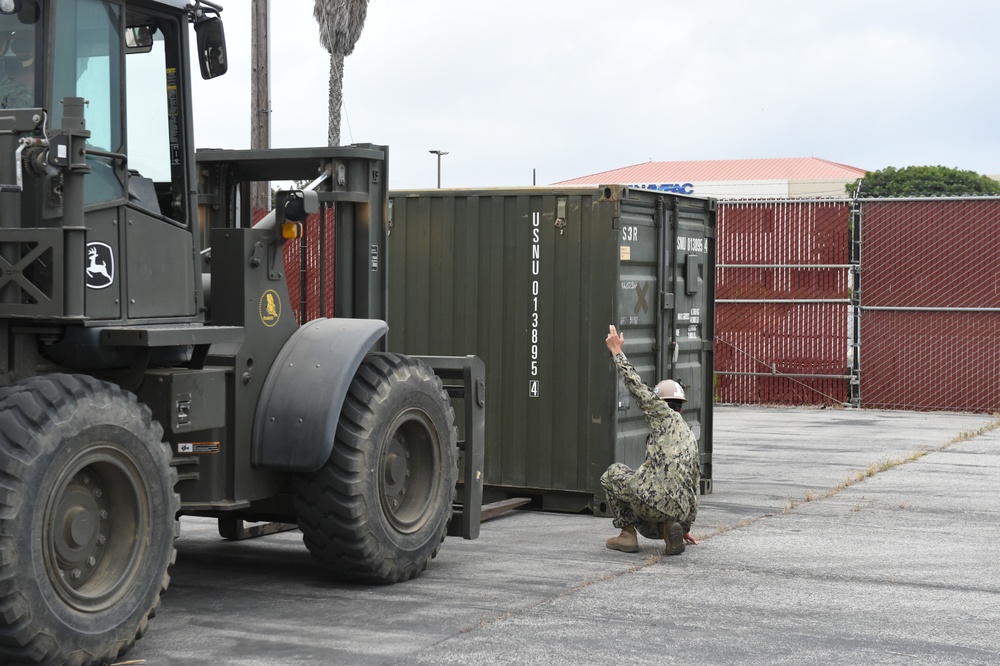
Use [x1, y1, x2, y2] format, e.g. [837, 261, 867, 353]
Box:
[0, 1, 484, 664]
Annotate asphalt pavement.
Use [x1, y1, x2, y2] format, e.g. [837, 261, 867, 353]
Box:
[124, 405, 1000, 666]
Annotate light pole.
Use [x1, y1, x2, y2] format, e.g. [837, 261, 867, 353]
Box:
[429, 150, 449, 188]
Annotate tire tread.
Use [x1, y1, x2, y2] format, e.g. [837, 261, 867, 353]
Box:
[0, 374, 178, 665]
[295, 354, 458, 583]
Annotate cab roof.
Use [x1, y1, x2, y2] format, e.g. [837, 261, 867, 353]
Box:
[145, 0, 221, 13]
[148, 0, 189, 9]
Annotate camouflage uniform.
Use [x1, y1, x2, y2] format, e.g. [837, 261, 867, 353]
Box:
[600, 352, 700, 540]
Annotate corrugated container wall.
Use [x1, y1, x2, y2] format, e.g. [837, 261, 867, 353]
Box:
[386, 186, 715, 513]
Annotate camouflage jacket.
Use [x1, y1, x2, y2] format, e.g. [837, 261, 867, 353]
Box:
[614, 352, 700, 524]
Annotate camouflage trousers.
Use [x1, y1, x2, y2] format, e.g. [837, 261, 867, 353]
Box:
[600, 463, 687, 540]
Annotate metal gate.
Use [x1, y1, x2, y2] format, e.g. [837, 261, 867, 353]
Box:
[715, 200, 852, 406]
[855, 197, 1000, 412]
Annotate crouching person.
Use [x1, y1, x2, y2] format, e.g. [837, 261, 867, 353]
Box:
[600, 325, 700, 556]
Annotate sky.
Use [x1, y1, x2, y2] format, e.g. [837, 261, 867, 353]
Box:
[191, 0, 1000, 190]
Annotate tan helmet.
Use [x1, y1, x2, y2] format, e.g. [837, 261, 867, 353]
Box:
[655, 379, 686, 402]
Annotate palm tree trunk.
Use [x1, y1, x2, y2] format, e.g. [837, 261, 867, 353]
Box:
[327, 51, 344, 147]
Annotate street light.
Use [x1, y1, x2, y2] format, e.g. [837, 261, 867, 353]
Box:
[429, 149, 449, 188]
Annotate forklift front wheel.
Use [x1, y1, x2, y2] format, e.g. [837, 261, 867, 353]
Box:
[294, 353, 458, 584]
[0, 374, 178, 666]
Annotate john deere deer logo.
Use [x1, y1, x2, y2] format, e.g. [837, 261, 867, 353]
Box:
[259, 289, 281, 327]
[85, 242, 114, 289]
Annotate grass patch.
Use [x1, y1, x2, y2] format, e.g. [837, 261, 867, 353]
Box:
[780, 413, 1000, 511]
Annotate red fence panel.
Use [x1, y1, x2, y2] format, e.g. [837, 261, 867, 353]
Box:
[859, 198, 1000, 412]
[715, 200, 851, 406]
[254, 207, 335, 324]
[284, 209, 335, 324]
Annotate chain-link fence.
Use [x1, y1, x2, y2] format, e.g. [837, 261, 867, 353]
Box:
[856, 198, 1000, 411]
[715, 196, 1000, 413]
[715, 200, 851, 406]
[253, 207, 336, 324]
[282, 208, 335, 324]
[264, 194, 1000, 413]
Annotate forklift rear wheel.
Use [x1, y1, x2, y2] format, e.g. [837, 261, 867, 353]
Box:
[0, 374, 178, 666]
[294, 353, 458, 583]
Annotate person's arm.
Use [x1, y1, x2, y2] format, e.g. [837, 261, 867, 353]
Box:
[605, 325, 663, 412]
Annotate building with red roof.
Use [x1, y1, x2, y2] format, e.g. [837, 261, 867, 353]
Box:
[554, 157, 867, 199]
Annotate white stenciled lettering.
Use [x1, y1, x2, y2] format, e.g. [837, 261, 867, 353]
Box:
[529, 212, 541, 395]
[677, 236, 706, 253]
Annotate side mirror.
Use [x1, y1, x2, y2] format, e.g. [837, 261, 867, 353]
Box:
[125, 25, 154, 53]
[194, 16, 227, 79]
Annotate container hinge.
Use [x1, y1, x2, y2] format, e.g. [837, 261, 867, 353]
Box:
[611, 215, 619, 230]
[662, 292, 674, 310]
[704, 340, 714, 352]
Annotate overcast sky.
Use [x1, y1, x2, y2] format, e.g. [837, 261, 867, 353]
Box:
[191, 1, 1000, 189]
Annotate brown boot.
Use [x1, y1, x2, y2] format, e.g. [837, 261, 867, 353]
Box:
[605, 525, 639, 553]
[661, 521, 685, 556]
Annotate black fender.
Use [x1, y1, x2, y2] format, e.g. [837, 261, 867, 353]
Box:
[251, 318, 388, 471]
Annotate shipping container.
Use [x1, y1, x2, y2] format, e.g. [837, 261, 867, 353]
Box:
[386, 185, 715, 513]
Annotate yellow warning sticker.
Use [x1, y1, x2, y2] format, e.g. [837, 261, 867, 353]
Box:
[260, 289, 281, 327]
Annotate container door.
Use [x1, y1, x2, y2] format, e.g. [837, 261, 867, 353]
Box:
[613, 195, 665, 470]
[666, 198, 715, 491]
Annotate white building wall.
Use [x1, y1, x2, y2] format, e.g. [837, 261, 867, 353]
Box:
[630, 178, 856, 199]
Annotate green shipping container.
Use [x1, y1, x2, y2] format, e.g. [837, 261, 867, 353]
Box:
[387, 185, 715, 513]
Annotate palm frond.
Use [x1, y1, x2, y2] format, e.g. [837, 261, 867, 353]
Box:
[313, 0, 370, 56]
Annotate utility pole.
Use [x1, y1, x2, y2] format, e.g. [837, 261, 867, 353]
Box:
[429, 150, 448, 188]
[250, 0, 270, 211]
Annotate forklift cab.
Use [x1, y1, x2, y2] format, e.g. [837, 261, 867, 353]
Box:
[0, 0, 226, 324]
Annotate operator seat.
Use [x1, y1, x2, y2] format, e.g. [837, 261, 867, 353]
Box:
[127, 169, 162, 216]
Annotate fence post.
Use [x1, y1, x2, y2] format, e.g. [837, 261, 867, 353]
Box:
[849, 198, 862, 408]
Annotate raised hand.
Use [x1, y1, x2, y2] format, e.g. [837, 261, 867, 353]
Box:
[605, 325, 624, 355]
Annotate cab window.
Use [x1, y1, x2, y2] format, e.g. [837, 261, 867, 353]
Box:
[51, 0, 124, 206]
[123, 11, 187, 224]
[0, 3, 42, 110]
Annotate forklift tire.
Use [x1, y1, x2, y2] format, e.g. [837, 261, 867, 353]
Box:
[294, 353, 458, 583]
[0, 374, 178, 666]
